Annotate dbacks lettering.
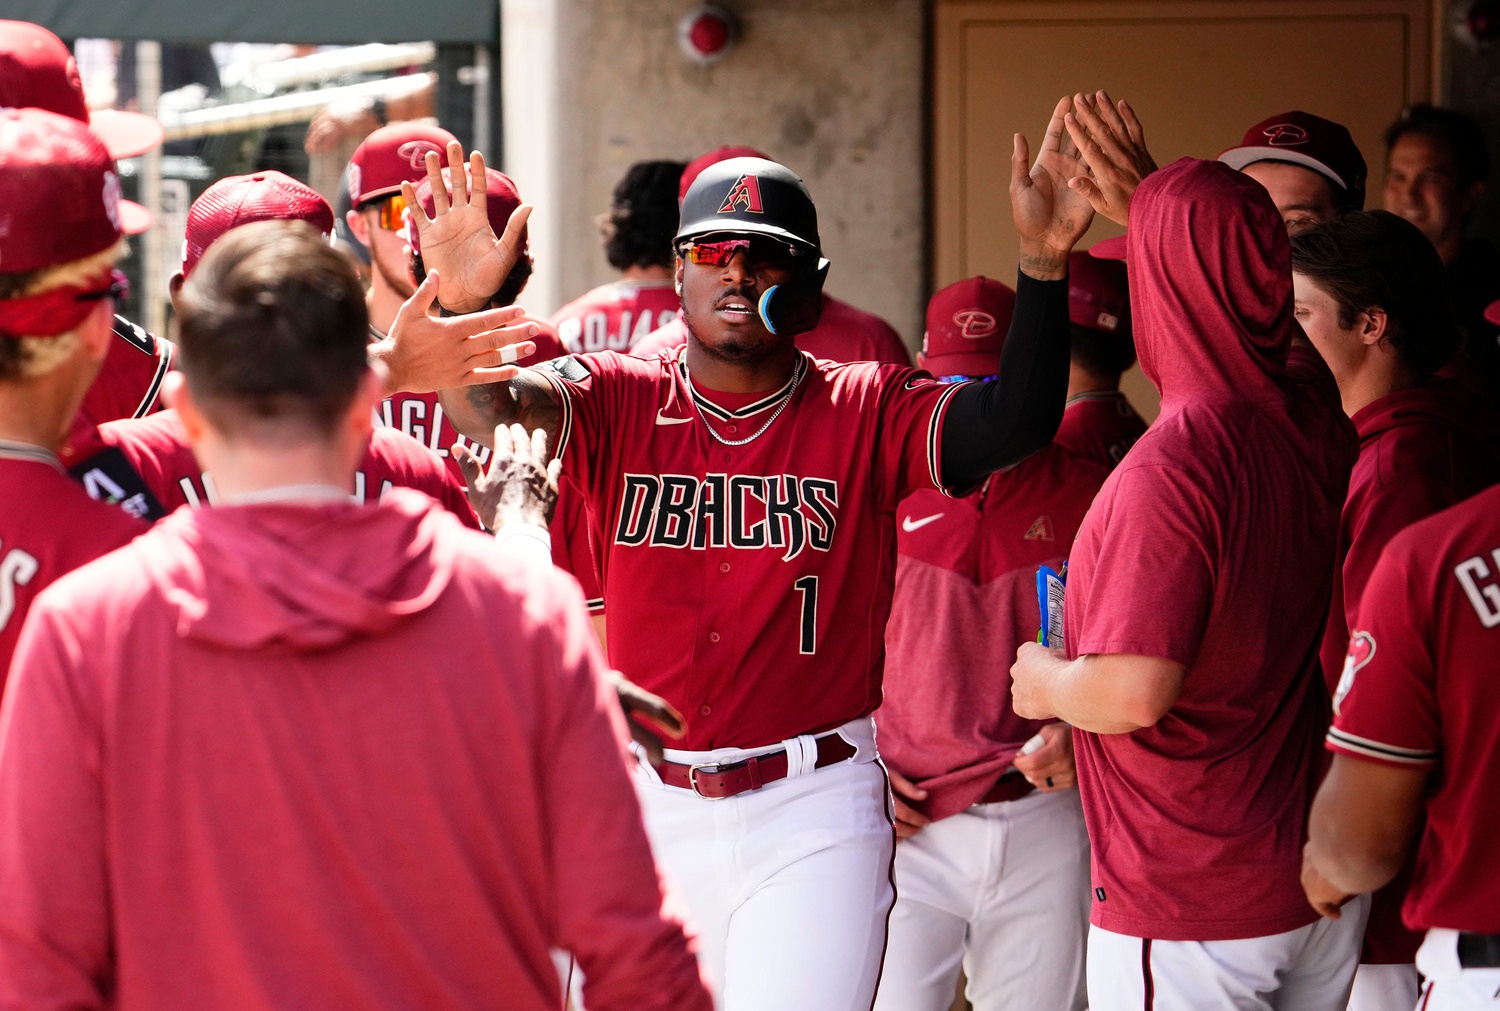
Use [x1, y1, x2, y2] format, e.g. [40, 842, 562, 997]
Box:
[614, 472, 837, 562]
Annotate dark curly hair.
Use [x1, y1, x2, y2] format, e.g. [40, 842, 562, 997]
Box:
[1291, 210, 1461, 375]
[603, 160, 688, 271]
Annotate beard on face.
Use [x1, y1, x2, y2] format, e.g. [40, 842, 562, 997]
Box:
[373, 245, 417, 300]
[682, 299, 787, 365]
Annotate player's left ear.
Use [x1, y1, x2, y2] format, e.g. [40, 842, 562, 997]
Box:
[1360, 306, 1389, 348]
[346, 366, 383, 441]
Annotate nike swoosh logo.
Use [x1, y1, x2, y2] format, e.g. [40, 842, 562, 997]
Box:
[655, 412, 692, 426]
[901, 513, 944, 532]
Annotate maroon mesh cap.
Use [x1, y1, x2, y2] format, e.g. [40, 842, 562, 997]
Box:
[0, 107, 150, 274]
[1068, 251, 1130, 337]
[348, 122, 458, 207]
[1217, 110, 1367, 210]
[408, 166, 527, 260]
[182, 171, 334, 278]
[679, 145, 771, 202]
[919, 276, 1016, 377]
[0, 20, 163, 159]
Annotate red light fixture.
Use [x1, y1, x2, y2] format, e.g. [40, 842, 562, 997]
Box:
[679, 4, 739, 65]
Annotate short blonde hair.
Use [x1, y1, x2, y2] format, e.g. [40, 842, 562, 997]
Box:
[0, 239, 127, 380]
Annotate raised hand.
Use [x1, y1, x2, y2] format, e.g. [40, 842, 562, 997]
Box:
[401, 140, 532, 314]
[374, 269, 540, 394]
[1011, 96, 1096, 280]
[1064, 90, 1157, 227]
[455, 422, 562, 532]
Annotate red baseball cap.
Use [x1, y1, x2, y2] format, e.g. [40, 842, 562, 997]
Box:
[919, 276, 1016, 377]
[347, 122, 459, 207]
[0, 107, 150, 274]
[408, 166, 528, 262]
[0, 20, 163, 159]
[1218, 110, 1367, 210]
[1068, 251, 1130, 337]
[679, 145, 771, 202]
[182, 171, 334, 278]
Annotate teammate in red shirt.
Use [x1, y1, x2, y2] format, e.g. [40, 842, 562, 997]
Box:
[1305, 484, 1500, 1009]
[0, 109, 149, 682]
[1292, 209, 1500, 1009]
[410, 100, 1090, 1006]
[631, 145, 912, 365]
[1054, 251, 1145, 469]
[1010, 151, 1363, 1005]
[552, 160, 685, 354]
[874, 276, 1109, 1011]
[0, 221, 710, 1011]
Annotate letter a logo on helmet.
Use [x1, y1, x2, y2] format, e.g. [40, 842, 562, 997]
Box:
[718, 174, 764, 214]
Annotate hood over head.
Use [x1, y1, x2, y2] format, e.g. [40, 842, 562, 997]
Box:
[1127, 158, 1296, 408]
[150, 489, 457, 652]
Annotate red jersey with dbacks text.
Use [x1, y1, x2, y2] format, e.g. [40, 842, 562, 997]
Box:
[879, 445, 1110, 821]
[631, 294, 913, 366]
[60, 315, 175, 466]
[96, 410, 480, 527]
[1327, 484, 1500, 934]
[1053, 390, 1147, 470]
[538, 347, 968, 750]
[551, 279, 680, 354]
[0, 441, 144, 684]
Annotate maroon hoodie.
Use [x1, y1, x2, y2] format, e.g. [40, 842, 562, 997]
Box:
[0, 491, 709, 1011]
[1066, 159, 1358, 941]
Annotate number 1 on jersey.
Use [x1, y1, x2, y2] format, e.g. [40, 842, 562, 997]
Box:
[794, 575, 818, 655]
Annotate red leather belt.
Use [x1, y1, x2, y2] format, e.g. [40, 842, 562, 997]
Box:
[655, 734, 858, 799]
[976, 771, 1036, 806]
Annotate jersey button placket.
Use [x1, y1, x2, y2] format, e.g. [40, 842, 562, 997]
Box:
[708, 631, 721, 643]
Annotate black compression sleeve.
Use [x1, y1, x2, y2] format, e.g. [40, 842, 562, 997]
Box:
[939, 271, 1071, 491]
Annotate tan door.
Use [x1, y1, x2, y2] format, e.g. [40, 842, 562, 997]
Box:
[933, 0, 1436, 419]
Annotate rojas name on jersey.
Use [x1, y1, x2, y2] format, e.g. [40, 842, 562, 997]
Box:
[614, 472, 838, 562]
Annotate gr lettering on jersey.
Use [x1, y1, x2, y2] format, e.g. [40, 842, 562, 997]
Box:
[377, 397, 492, 464]
[1455, 544, 1500, 629]
[175, 470, 398, 509]
[613, 472, 838, 562]
[0, 545, 40, 632]
[558, 309, 678, 354]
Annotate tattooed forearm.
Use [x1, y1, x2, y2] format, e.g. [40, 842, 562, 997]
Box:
[440, 372, 560, 450]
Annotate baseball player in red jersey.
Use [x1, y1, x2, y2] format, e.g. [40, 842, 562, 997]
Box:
[411, 100, 1092, 1007]
[1054, 251, 1145, 469]
[631, 145, 913, 365]
[873, 277, 1110, 1011]
[0, 108, 149, 683]
[1292, 210, 1500, 1010]
[1010, 152, 1365, 1006]
[81, 172, 481, 527]
[0, 223, 710, 1011]
[552, 160, 686, 354]
[1303, 483, 1500, 1010]
[0, 21, 177, 467]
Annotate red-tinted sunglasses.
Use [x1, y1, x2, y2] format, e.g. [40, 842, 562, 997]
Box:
[376, 193, 408, 231]
[679, 236, 805, 271]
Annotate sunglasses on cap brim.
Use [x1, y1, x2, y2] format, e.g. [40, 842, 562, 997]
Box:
[677, 236, 808, 270]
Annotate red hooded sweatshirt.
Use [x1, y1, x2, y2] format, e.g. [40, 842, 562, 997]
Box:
[0, 490, 710, 1011]
[1066, 159, 1358, 942]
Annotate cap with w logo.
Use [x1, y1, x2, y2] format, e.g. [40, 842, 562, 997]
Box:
[675, 156, 822, 253]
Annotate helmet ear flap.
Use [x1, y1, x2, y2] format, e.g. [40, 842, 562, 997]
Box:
[757, 257, 829, 336]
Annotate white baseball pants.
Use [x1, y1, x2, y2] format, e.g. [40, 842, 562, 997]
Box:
[872, 788, 1090, 1011]
[1348, 962, 1420, 1011]
[1086, 892, 1369, 1010]
[1414, 929, 1500, 1009]
[632, 717, 895, 1011]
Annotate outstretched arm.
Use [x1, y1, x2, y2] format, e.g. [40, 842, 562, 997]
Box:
[439, 370, 562, 452]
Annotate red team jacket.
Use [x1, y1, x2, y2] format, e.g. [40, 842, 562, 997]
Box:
[1065, 162, 1359, 942]
[551, 279, 681, 354]
[631, 294, 913, 366]
[0, 492, 710, 1010]
[0, 441, 144, 686]
[1329, 484, 1500, 937]
[538, 347, 967, 750]
[880, 442, 1111, 820]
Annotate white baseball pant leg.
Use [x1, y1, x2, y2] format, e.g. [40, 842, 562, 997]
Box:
[1086, 892, 1369, 1010]
[1348, 962, 1421, 1011]
[633, 717, 896, 1011]
[872, 788, 1089, 1011]
[1414, 929, 1500, 1009]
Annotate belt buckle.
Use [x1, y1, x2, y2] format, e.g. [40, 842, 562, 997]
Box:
[688, 762, 728, 800]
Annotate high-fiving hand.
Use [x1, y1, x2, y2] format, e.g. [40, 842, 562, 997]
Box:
[1064, 90, 1158, 228]
[1011, 96, 1096, 280]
